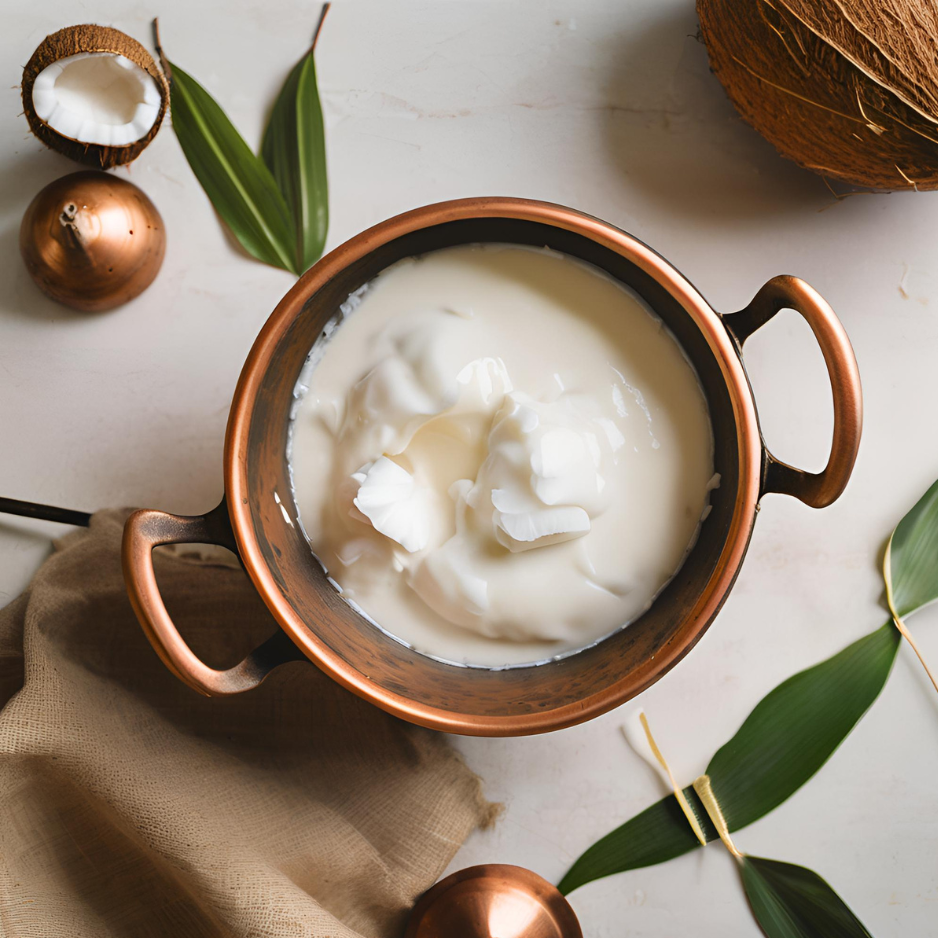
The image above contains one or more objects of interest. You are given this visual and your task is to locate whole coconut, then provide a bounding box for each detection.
[697,0,938,190]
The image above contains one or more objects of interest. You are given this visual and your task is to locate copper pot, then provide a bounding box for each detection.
[122,198,861,736]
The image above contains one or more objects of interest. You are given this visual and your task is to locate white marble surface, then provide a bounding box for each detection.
[3,2,938,935]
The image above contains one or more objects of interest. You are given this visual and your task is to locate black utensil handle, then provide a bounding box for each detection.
[0,497,92,527]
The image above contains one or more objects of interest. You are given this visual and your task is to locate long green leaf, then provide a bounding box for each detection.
[559,624,900,893]
[167,61,298,273]
[740,856,873,938]
[885,477,938,618]
[560,476,938,928]
[261,48,328,274]
[557,786,717,894]
[706,623,900,833]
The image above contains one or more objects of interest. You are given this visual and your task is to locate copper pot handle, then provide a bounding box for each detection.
[122,500,305,696]
[723,275,862,508]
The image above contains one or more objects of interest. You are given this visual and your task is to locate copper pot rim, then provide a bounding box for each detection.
[221,198,762,735]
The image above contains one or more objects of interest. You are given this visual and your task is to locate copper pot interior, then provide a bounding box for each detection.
[245,219,741,719]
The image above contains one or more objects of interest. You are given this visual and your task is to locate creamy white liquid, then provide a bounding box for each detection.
[289,245,715,667]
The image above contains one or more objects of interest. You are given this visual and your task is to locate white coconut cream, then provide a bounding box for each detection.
[289,245,715,666]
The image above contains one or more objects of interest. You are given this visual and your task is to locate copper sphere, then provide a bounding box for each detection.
[20,171,165,312]
[404,865,582,938]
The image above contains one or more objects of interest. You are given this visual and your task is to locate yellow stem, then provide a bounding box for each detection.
[884,536,938,696]
[693,775,743,860]
[892,614,938,694]
[639,713,708,847]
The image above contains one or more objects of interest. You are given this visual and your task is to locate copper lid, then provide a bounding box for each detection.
[404,864,582,938]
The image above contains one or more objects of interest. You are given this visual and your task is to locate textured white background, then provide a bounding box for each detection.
[3,3,938,935]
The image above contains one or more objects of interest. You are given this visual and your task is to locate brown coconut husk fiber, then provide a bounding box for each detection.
[697,0,938,190]
[21,25,169,170]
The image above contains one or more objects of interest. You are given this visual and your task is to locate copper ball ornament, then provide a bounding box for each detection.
[404,865,582,938]
[20,171,165,312]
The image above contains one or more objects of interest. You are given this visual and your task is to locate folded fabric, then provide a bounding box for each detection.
[0,510,495,937]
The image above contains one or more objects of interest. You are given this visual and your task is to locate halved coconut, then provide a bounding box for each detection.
[22,25,168,169]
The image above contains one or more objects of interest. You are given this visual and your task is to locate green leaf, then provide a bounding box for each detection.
[559,624,899,893]
[706,623,900,834]
[557,786,717,895]
[559,478,938,909]
[261,48,328,273]
[885,477,938,619]
[740,856,873,938]
[167,61,298,274]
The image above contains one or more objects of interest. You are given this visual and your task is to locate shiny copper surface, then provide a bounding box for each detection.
[122,502,306,695]
[404,865,581,938]
[723,275,862,507]
[20,171,165,312]
[123,197,862,735]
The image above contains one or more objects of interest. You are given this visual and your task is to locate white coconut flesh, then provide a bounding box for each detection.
[31,52,162,148]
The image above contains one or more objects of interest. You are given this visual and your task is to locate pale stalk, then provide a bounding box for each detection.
[637,712,708,847]
[883,535,938,696]
[693,775,743,861]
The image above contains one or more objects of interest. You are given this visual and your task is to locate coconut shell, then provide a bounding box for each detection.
[21,25,169,170]
[697,0,938,190]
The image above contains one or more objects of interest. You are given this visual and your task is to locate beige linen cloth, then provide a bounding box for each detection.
[0,510,496,938]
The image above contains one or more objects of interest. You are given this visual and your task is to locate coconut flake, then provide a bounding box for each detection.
[351,457,433,553]
[493,505,591,553]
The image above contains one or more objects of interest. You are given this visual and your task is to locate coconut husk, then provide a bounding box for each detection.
[21,25,169,170]
[697,0,938,190]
